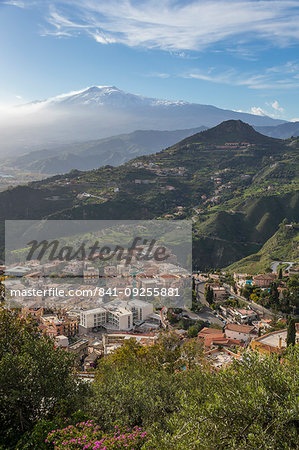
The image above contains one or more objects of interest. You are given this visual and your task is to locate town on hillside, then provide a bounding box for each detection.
[1,256,298,376]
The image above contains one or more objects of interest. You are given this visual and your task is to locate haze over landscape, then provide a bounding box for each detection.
[0,85,289,154]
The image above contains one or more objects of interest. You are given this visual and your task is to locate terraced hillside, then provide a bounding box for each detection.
[0,120,298,268]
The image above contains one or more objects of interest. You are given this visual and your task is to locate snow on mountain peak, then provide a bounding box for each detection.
[26,85,190,109]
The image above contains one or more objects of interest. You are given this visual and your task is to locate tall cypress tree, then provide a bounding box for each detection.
[287,319,296,347]
[278,268,283,279]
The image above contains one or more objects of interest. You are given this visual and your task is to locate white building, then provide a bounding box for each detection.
[128,299,154,321]
[79,299,153,332]
[55,335,69,348]
[106,306,133,330]
[80,307,107,330]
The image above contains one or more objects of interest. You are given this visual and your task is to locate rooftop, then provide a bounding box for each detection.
[198,327,223,336]
[225,323,255,334]
[253,329,299,349]
[253,273,276,280]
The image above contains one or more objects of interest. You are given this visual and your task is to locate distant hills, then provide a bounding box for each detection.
[5,127,207,174]
[256,121,299,139]
[0,120,298,269]
[5,120,296,176]
[0,86,286,156]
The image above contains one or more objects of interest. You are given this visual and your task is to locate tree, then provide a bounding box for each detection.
[0,309,87,447]
[148,347,299,449]
[278,267,283,279]
[192,277,195,291]
[269,282,279,306]
[205,285,214,304]
[89,338,184,431]
[287,318,296,346]
[187,325,199,338]
[241,286,252,300]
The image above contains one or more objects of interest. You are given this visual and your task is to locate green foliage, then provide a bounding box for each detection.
[227,222,299,274]
[86,337,205,432]
[187,320,206,337]
[205,285,214,304]
[1,310,299,449]
[0,309,88,448]
[279,267,283,279]
[146,346,299,449]
[187,325,199,337]
[287,318,296,346]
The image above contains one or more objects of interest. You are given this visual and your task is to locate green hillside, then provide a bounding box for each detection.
[226,222,299,274]
[0,120,298,268]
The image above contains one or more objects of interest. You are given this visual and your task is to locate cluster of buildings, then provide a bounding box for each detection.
[21,306,79,346]
[4,242,190,311]
[3,241,191,376]
[197,321,299,369]
[18,300,161,373]
[233,272,277,290]
[198,323,256,350]
[66,331,159,373]
[215,142,252,150]
[130,161,187,177]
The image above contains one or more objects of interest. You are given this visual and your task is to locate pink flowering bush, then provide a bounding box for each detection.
[45,420,148,449]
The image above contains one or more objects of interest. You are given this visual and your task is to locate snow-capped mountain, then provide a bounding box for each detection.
[0,85,287,156]
[31,86,188,109]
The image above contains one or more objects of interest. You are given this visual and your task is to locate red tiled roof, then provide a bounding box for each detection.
[253,273,276,281]
[225,323,255,334]
[204,336,242,348]
[198,327,223,336]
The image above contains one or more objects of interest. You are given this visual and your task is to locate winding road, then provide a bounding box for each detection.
[271,261,294,273]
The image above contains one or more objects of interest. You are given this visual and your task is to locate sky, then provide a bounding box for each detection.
[0,0,298,121]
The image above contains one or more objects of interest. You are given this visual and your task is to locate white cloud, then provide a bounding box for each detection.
[148,72,170,78]
[234,104,286,118]
[2,1,25,7]
[270,100,284,112]
[290,118,299,122]
[250,106,267,116]
[34,1,299,52]
[183,63,299,90]
[91,31,116,45]
[3,0,38,7]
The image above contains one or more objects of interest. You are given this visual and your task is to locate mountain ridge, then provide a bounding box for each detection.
[0,120,298,268]
[256,121,299,139]
[179,119,280,146]
[1,85,288,156]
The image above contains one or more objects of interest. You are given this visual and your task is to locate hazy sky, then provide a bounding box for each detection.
[0,0,299,121]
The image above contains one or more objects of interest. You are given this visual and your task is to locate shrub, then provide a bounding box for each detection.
[45,420,148,449]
